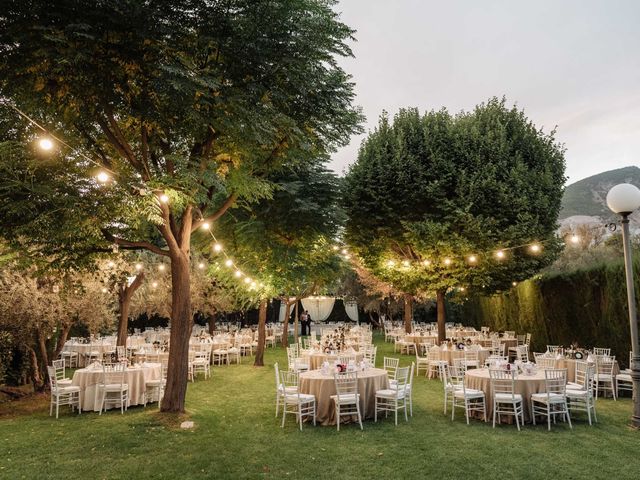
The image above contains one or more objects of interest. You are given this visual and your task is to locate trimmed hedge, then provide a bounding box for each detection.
[461,258,640,368]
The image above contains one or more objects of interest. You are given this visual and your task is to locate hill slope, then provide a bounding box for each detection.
[560,166,640,220]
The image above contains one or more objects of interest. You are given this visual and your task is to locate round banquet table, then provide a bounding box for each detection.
[299,368,389,426]
[465,368,550,423]
[63,343,115,366]
[71,363,162,412]
[427,348,491,378]
[302,352,364,371]
[406,334,438,345]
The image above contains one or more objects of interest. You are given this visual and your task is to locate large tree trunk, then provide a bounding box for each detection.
[116,273,145,347]
[161,250,192,413]
[35,331,49,392]
[208,311,216,336]
[27,346,43,391]
[403,293,413,333]
[53,323,72,360]
[282,299,291,348]
[436,289,447,344]
[254,299,268,366]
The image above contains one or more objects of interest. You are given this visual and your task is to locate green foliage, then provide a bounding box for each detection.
[461,258,640,367]
[0,0,362,271]
[207,161,347,300]
[343,98,566,297]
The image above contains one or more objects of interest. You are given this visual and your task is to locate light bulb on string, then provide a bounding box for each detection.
[529,243,541,253]
[244,277,251,284]
[96,171,110,183]
[495,250,505,260]
[135,263,143,271]
[332,245,339,251]
[213,243,223,253]
[107,261,115,268]
[158,264,166,271]
[225,259,233,268]
[402,260,410,267]
[152,281,158,289]
[422,259,431,266]
[467,255,477,264]
[101,287,108,293]
[341,248,348,255]
[512,281,517,287]
[198,262,205,269]
[443,258,452,266]
[38,137,54,151]
[234,270,243,278]
[159,194,169,203]
[570,234,580,244]
[387,260,396,267]
[344,254,351,260]
[201,222,210,230]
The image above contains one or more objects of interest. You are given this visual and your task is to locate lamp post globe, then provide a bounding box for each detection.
[607,183,640,429]
[606,183,640,214]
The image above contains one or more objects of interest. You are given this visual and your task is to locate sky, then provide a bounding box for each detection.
[329,0,640,184]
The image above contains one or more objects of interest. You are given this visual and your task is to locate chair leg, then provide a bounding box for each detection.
[515,402,520,431]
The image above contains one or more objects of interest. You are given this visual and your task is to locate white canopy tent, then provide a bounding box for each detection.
[278,297,359,323]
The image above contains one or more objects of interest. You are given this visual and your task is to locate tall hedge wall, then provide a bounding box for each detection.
[461,259,640,368]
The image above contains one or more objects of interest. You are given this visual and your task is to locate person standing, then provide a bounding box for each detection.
[299,310,308,336]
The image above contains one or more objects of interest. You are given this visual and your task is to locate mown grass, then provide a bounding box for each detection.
[1,334,638,480]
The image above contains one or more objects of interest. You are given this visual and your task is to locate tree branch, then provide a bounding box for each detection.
[191,192,238,232]
[101,229,170,257]
[179,205,193,249]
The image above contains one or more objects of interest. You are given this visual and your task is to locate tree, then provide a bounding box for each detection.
[211,162,346,365]
[343,98,566,342]
[0,263,114,389]
[0,0,361,411]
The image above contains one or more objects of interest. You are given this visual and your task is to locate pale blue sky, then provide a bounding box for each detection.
[330,0,640,183]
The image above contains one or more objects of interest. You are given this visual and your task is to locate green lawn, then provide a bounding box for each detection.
[1,334,638,480]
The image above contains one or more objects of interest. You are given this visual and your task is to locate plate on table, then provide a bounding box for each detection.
[574,351,583,359]
[456,342,465,350]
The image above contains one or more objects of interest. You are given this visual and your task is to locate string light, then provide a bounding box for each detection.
[38,137,54,151]
[234,270,243,278]
[152,281,158,288]
[225,259,233,267]
[244,277,251,284]
[402,260,410,267]
[96,171,110,183]
[107,261,115,268]
[344,254,351,260]
[467,255,477,264]
[332,245,339,251]
[422,259,431,266]
[135,263,143,271]
[341,248,348,255]
[495,250,505,260]
[198,262,205,269]
[443,258,452,266]
[158,264,166,271]
[529,243,541,253]
[201,222,210,230]
[101,287,108,293]
[570,234,580,244]
[387,260,396,267]
[512,281,517,287]
[213,243,223,252]
[159,194,169,203]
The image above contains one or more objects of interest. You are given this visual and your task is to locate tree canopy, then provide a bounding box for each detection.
[343,98,566,337]
[0,0,362,411]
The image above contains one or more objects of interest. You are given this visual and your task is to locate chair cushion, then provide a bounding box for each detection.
[57,379,73,386]
[146,380,163,387]
[531,392,565,403]
[454,389,484,399]
[494,393,523,402]
[330,393,359,403]
[616,373,632,382]
[56,386,81,394]
[566,388,590,398]
[101,383,129,392]
[595,374,613,380]
[566,382,582,390]
[284,393,315,403]
[376,388,406,399]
